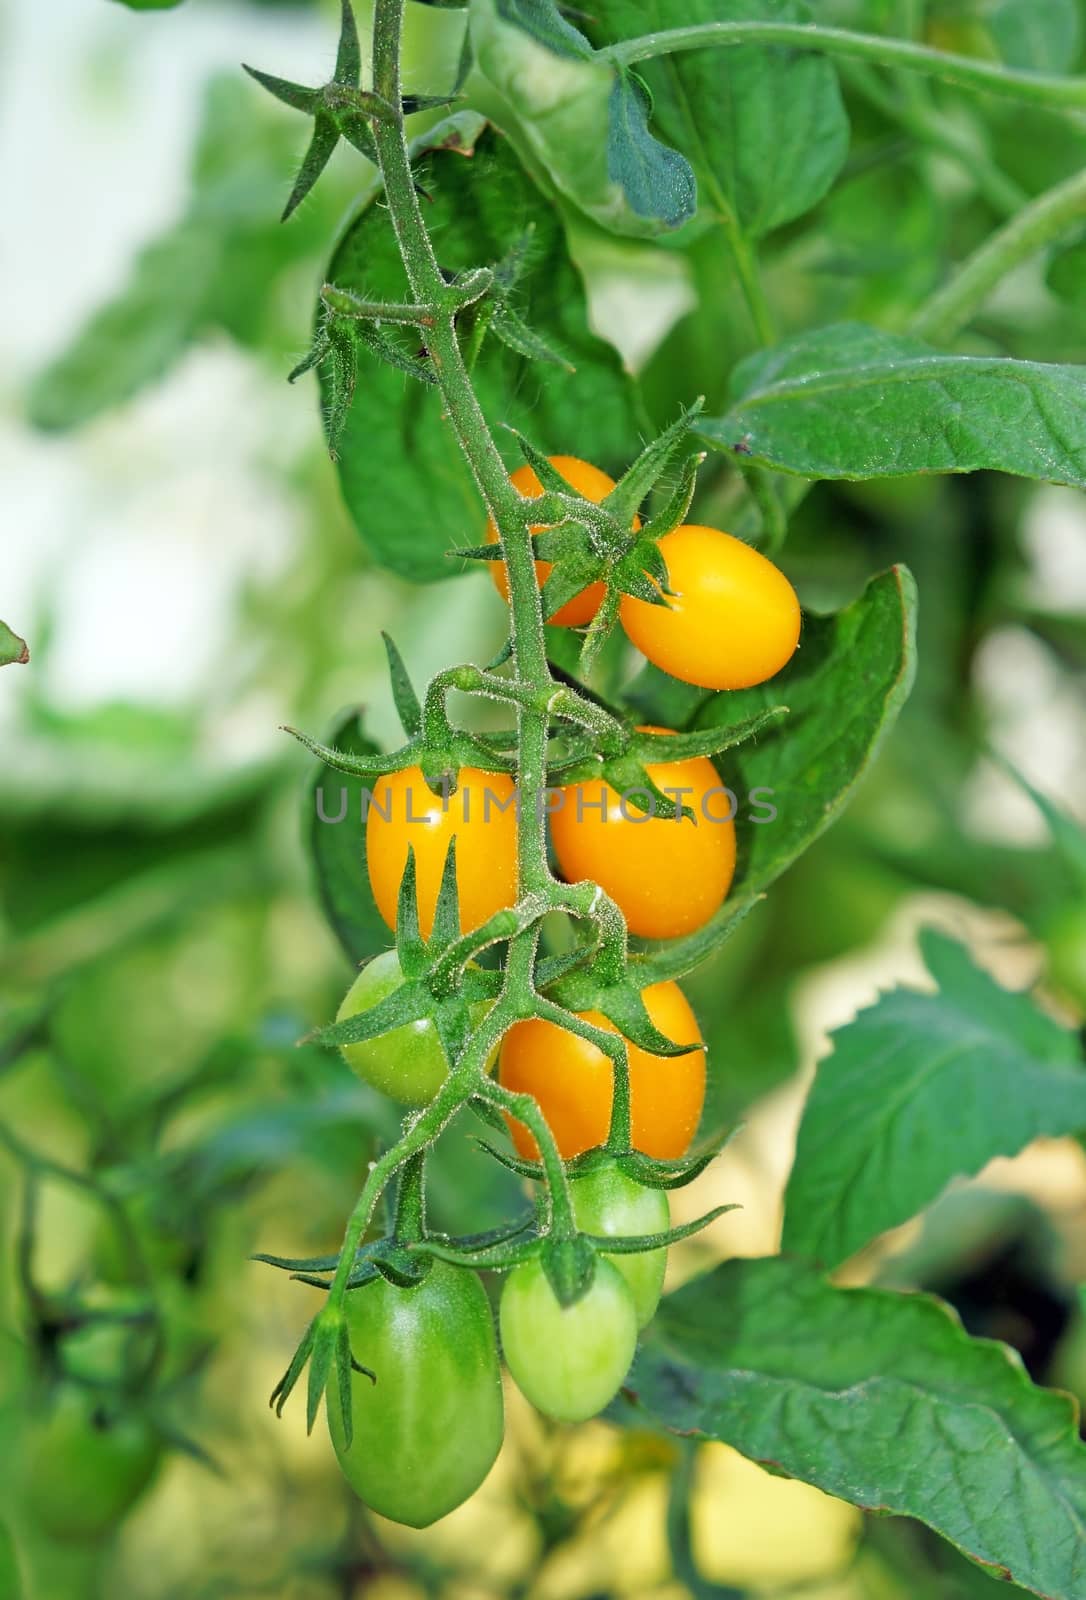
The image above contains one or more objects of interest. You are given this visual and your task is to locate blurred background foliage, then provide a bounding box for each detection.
[1,0,1085,1596]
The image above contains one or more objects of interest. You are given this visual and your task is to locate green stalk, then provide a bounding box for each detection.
[909,165,1086,343]
[603,22,1086,108]
[316,0,593,1311]
[371,0,553,898]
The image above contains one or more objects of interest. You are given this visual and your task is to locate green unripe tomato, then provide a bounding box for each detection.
[328,1260,504,1527]
[1045,904,1086,1009]
[24,1387,160,1543]
[336,950,492,1106]
[570,1165,670,1329]
[500,1256,638,1423]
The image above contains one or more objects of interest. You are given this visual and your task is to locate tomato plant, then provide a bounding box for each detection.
[327,1260,504,1527]
[17,0,1086,1590]
[500,1256,638,1423]
[550,725,736,938]
[498,980,704,1161]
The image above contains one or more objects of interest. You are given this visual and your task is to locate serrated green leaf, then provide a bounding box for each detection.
[701,323,1086,485]
[323,124,638,580]
[783,931,1086,1270]
[587,0,849,238]
[626,1255,1086,1600]
[308,710,389,967]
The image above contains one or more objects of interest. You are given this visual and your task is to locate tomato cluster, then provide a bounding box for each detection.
[487,454,801,689]
[324,452,800,1523]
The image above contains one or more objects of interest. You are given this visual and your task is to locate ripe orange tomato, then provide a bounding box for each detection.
[498,979,704,1161]
[549,725,735,939]
[367,765,518,938]
[619,523,801,690]
[485,455,613,626]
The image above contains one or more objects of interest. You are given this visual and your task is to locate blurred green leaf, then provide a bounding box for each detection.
[707,566,916,904]
[323,121,639,580]
[1047,237,1086,309]
[0,1523,20,1598]
[701,323,1086,486]
[0,623,28,668]
[980,0,1081,73]
[588,0,850,239]
[783,930,1086,1270]
[633,567,917,981]
[308,710,390,968]
[26,77,341,432]
[628,1255,1086,1600]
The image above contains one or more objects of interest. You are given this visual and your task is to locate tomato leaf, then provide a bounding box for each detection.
[982,0,1081,73]
[782,930,1086,1270]
[324,122,640,580]
[587,0,849,238]
[607,71,697,230]
[633,567,917,981]
[700,323,1086,485]
[625,1255,1086,1600]
[493,0,594,57]
[308,709,390,968]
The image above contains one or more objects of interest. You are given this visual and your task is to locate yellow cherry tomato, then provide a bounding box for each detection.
[619,523,801,690]
[366,765,518,938]
[550,724,736,939]
[498,979,705,1161]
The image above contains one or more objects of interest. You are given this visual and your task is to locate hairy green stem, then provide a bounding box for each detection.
[909,165,1086,343]
[603,22,1086,107]
[371,0,554,901]
[480,1078,576,1237]
[324,1005,511,1305]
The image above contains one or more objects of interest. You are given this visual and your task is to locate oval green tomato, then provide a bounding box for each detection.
[500,1257,637,1423]
[570,1165,670,1329]
[336,950,491,1106]
[24,1387,160,1543]
[328,1260,504,1527]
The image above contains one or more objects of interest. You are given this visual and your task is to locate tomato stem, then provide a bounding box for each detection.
[603,21,1086,108]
